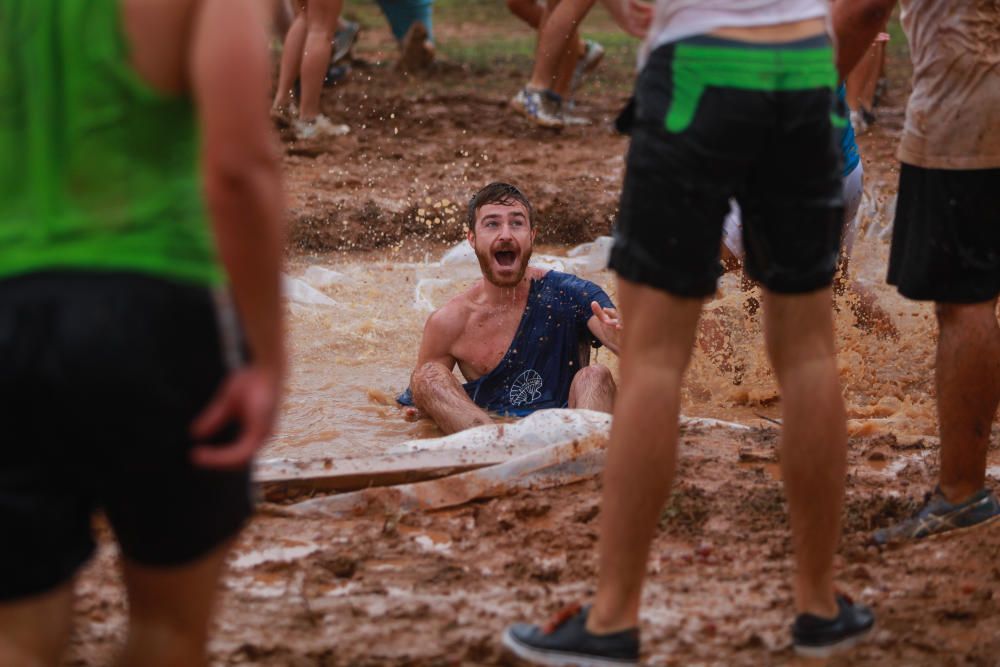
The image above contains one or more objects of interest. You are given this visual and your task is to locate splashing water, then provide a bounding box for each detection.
[271,228,940,462]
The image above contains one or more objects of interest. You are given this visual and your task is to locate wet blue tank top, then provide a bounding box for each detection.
[399,271,614,416]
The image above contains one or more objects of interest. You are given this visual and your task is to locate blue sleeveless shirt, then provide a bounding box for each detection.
[399,271,615,416]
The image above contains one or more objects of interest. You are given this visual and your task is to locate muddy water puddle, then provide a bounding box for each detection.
[271,224,941,464]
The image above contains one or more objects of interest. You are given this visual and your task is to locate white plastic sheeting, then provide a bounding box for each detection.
[282,409,751,518]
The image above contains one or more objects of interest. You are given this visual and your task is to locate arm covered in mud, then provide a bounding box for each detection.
[189,0,286,469]
[402,305,465,420]
[413,306,464,374]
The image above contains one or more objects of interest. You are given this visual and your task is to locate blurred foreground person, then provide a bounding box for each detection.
[0,1,285,665]
[503,0,887,663]
[873,0,1000,545]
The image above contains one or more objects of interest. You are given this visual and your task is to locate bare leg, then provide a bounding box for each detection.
[411,362,491,435]
[763,288,845,618]
[0,583,74,667]
[528,0,595,93]
[568,364,616,413]
[298,0,342,121]
[272,2,307,112]
[116,541,235,667]
[587,279,703,633]
[936,300,1000,504]
[552,26,581,97]
[508,0,544,28]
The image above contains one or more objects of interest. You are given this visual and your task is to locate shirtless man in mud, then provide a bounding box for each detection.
[0,1,283,666]
[400,182,621,434]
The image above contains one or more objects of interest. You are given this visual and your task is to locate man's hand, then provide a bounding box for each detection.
[589,300,623,355]
[190,366,282,469]
[403,406,427,422]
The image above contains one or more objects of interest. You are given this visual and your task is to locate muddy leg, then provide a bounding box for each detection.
[936,300,1000,504]
[587,278,702,633]
[763,288,845,618]
[568,363,616,413]
[411,362,491,435]
[0,583,74,667]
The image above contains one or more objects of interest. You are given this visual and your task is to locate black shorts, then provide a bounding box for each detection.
[887,164,1000,303]
[609,35,845,297]
[0,271,253,601]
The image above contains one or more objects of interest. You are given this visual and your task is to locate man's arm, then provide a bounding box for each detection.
[412,307,462,378]
[833,0,896,80]
[188,0,286,469]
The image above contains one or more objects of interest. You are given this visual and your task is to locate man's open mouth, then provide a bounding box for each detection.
[494,250,517,267]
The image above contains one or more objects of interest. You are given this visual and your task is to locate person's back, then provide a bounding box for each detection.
[0,2,284,666]
[0,0,218,284]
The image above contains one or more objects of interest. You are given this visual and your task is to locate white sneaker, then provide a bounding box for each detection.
[294,114,350,139]
[510,87,564,129]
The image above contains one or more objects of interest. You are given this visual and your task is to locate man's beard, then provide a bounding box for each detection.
[475,241,532,288]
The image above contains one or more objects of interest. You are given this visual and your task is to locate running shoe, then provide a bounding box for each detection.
[571,40,605,92]
[332,20,360,64]
[502,603,639,667]
[872,486,1000,546]
[792,594,875,658]
[294,114,350,139]
[510,87,565,129]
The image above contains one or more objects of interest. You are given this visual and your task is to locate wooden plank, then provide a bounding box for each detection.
[254,449,511,499]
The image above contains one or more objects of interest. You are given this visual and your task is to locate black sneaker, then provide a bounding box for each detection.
[502,603,639,667]
[792,594,874,658]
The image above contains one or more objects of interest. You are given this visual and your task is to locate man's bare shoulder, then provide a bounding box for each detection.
[424,282,482,338]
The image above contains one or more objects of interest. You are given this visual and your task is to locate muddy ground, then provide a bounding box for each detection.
[63,5,1000,666]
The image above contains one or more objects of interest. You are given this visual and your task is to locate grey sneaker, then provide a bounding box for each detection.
[502,604,639,667]
[511,87,564,129]
[332,20,360,64]
[872,487,1000,545]
[571,40,605,92]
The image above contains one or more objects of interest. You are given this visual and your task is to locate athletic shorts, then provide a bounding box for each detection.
[723,161,864,260]
[610,35,845,297]
[0,271,253,601]
[887,164,1000,303]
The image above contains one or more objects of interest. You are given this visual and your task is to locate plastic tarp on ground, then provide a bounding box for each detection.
[283,409,750,518]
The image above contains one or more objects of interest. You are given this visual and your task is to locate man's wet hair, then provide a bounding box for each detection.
[467,182,534,231]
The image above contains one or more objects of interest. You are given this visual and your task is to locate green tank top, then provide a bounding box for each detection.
[0,0,223,285]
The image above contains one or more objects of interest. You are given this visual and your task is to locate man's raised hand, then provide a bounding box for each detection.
[590,300,622,355]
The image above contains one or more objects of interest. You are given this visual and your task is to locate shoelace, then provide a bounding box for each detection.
[542,602,583,635]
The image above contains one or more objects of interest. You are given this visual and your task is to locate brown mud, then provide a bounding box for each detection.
[62,8,1000,667]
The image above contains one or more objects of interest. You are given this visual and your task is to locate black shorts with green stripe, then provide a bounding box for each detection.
[610,34,845,297]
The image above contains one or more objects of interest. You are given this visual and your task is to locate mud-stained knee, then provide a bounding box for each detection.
[575,363,614,386]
